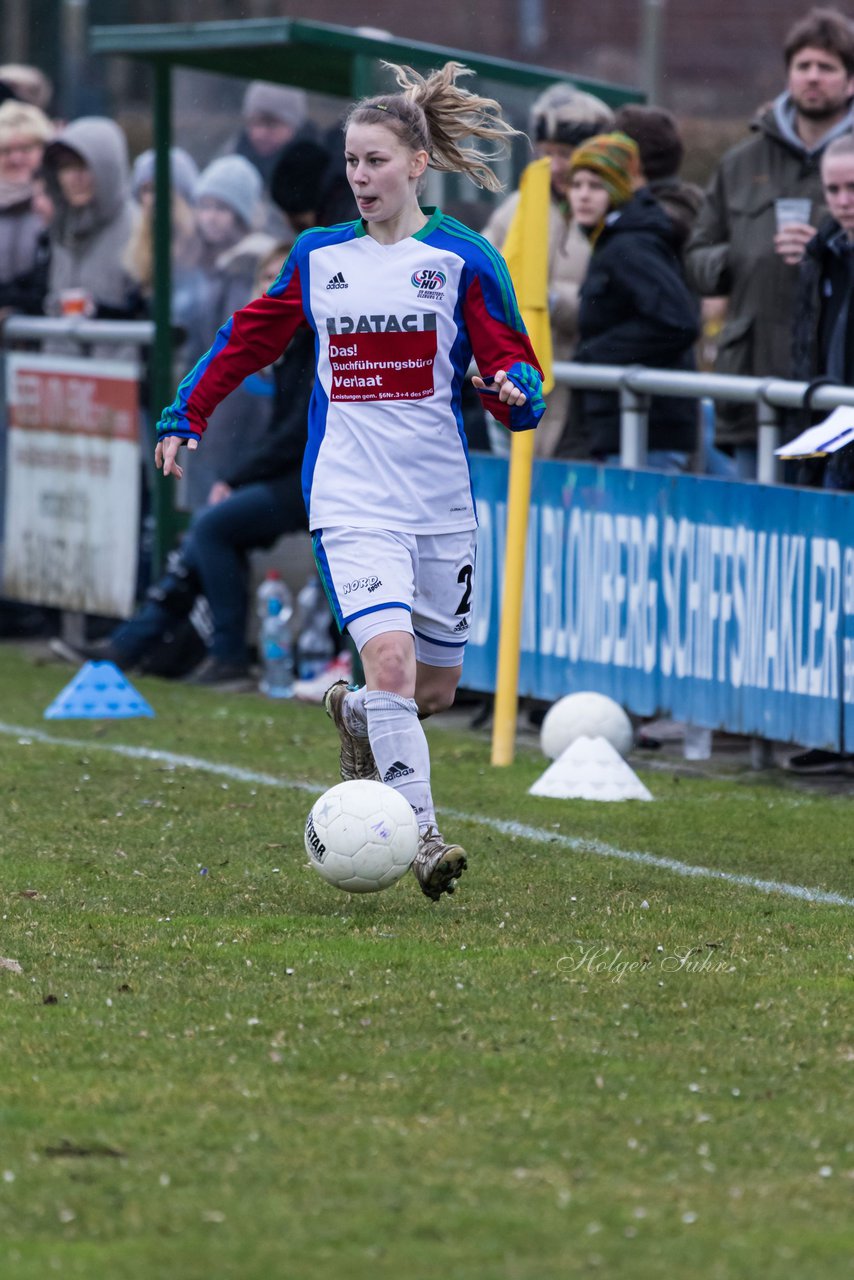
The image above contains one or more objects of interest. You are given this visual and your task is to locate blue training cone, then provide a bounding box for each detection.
[44,661,155,720]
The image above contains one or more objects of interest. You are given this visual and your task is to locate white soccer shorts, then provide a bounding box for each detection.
[312,526,477,668]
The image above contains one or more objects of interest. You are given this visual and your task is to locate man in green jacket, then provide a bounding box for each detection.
[686,6,854,475]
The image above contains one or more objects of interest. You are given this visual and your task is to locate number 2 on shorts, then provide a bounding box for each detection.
[455,563,473,616]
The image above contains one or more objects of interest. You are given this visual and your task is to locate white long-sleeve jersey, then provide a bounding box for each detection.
[158,208,545,533]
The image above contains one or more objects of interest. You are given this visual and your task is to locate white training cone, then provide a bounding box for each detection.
[529,735,653,802]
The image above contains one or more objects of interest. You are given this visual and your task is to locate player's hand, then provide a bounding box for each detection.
[155,434,197,480]
[472,369,527,405]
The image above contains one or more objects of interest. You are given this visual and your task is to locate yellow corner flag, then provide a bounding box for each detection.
[500,156,554,395]
[491,156,553,766]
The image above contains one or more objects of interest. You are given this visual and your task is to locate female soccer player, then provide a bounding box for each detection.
[156,62,545,901]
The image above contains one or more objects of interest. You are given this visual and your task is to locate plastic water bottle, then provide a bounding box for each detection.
[295,576,335,680]
[257,572,294,698]
[683,724,712,760]
[257,569,290,622]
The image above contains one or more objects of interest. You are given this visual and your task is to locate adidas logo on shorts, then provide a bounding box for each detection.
[326,271,348,290]
[383,760,415,783]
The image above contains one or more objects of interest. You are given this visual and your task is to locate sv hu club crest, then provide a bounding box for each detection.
[411,268,446,294]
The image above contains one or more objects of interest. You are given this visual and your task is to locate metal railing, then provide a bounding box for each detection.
[3,315,155,347]
[552,360,854,482]
[545,360,854,766]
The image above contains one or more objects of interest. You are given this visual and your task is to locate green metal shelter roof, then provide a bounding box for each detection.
[90,17,642,106]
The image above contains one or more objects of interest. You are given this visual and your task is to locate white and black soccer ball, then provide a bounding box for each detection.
[304,780,419,894]
[540,691,633,760]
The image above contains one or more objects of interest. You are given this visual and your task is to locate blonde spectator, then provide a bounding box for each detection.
[123,146,200,299]
[0,100,53,315]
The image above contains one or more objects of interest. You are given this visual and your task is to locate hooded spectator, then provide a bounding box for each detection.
[41,115,140,320]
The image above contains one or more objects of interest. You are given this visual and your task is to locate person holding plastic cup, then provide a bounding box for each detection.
[775,196,816,265]
[687,7,854,478]
[41,116,141,328]
[792,133,854,485]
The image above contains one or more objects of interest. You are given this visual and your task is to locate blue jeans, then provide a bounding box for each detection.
[112,472,306,666]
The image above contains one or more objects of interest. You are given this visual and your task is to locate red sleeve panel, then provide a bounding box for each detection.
[157,264,308,440]
[461,273,546,432]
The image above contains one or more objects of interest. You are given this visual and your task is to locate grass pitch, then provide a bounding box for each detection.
[0,644,852,1279]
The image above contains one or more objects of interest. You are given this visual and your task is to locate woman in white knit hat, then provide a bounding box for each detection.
[124,146,201,305]
[176,153,278,510]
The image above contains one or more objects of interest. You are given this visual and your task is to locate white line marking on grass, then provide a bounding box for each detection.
[3,720,853,910]
[0,720,318,794]
[444,810,854,909]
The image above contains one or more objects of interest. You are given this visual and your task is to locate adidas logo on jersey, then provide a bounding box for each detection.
[326,272,348,290]
[383,760,415,783]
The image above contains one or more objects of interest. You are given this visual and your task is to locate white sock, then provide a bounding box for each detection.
[364,689,435,828]
[342,685,368,738]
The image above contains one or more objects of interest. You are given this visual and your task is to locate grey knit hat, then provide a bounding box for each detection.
[242,80,307,128]
[131,146,199,201]
[193,154,262,228]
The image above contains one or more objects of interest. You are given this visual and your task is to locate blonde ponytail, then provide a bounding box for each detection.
[345,60,520,193]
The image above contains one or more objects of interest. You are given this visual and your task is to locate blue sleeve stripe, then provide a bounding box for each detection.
[434,214,523,332]
[507,360,546,428]
[445,217,517,327]
[509,363,542,395]
[157,316,235,435]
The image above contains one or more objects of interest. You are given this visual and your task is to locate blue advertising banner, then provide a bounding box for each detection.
[463,454,854,751]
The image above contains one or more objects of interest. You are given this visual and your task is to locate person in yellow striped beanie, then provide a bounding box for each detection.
[567,131,641,242]
[554,130,700,465]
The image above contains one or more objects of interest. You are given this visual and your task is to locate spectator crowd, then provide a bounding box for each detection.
[2,6,854,752]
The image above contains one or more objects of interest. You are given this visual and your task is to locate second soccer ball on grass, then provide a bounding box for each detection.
[540,691,634,760]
